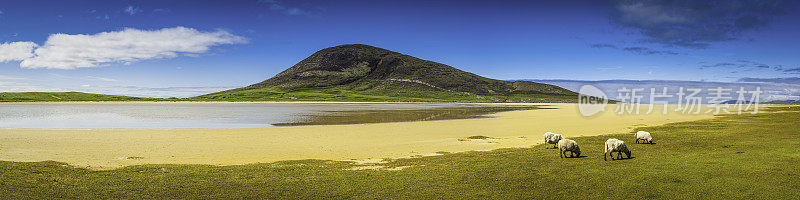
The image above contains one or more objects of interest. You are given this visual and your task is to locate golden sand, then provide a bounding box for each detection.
[0,103,715,169]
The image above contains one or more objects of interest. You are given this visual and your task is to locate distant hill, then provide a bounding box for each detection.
[0,92,159,102]
[721,100,753,104]
[194,44,578,102]
[765,100,800,104]
[528,79,800,104]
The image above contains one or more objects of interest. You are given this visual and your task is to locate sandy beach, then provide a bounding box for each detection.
[0,103,716,169]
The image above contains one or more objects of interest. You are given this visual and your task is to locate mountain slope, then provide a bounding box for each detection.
[195,44,578,102]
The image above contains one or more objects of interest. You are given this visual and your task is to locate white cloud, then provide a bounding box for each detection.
[100,86,236,98]
[597,66,623,71]
[0,79,235,98]
[259,0,315,17]
[0,42,37,62]
[17,27,247,69]
[71,85,237,98]
[86,76,119,82]
[0,75,27,80]
[0,81,66,92]
[124,6,142,15]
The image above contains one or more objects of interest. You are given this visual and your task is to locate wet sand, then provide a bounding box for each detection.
[0,103,715,169]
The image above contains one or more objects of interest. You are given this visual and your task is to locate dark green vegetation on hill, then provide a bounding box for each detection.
[193,44,578,102]
[2,106,798,199]
[0,92,159,102]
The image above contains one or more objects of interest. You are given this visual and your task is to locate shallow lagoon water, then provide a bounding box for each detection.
[0,103,533,129]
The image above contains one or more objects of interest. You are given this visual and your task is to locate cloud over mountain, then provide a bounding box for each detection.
[3,27,246,69]
[739,77,800,85]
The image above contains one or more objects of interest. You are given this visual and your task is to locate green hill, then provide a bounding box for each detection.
[0,92,158,102]
[194,44,578,102]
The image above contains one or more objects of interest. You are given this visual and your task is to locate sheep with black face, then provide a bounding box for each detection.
[604,138,631,161]
[558,139,581,158]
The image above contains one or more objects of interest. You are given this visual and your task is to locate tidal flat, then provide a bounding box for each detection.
[0,103,713,169]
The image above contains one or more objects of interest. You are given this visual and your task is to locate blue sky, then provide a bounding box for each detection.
[0,0,799,97]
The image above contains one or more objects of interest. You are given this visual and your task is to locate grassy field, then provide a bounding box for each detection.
[1,106,798,199]
[0,89,577,103]
[0,92,161,102]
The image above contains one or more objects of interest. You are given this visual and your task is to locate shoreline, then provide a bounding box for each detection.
[0,101,572,104]
[1,101,780,105]
[0,104,716,170]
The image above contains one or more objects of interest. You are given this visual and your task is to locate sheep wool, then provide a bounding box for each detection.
[635,131,653,144]
[604,138,631,161]
[543,132,563,149]
[557,139,581,158]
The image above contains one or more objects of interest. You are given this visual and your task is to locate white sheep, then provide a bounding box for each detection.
[557,139,581,158]
[604,138,631,161]
[543,132,555,147]
[543,132,563,149]
[635,131,653,144]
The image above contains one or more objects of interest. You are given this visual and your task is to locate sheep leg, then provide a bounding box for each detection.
[559,149,563,158]
[636,139,639,144]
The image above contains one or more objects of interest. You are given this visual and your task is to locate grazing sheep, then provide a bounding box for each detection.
[558,139,581,158]
[543,132,555,148]
[543,132,563,149]
[635,131,653,144]
[604,138,631,161]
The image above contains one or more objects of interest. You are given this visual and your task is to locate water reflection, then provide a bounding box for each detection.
[272,105,540,126]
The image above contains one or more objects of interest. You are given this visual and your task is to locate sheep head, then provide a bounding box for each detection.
[624,150,631,159]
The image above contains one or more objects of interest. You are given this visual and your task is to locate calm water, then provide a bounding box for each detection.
[0,103,530,129]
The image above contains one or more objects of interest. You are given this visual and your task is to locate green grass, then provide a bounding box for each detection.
[0,92,161,102]
[2,106,798,199]
[0,89,577,103]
